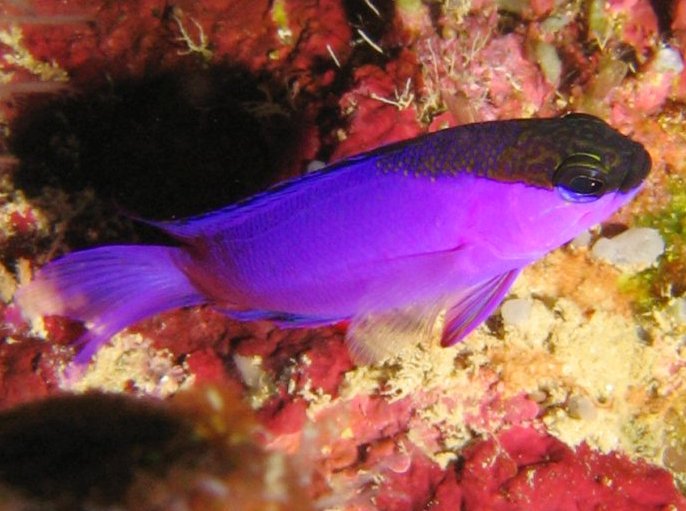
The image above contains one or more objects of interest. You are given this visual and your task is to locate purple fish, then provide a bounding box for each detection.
[16,113,650,363]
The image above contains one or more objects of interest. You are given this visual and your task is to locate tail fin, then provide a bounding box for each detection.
[15,245,206,363]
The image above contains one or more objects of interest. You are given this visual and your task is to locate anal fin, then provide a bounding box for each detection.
[346,302,444,364]
[217,307,338,328]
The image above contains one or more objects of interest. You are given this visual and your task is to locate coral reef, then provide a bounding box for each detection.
[2,0,686,509]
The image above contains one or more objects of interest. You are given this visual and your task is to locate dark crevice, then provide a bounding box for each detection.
[8,66,311,248]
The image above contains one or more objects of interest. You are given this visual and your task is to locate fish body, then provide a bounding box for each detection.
[17,114,651,362]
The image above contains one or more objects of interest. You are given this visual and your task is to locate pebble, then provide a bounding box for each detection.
[233,354,264,389]
[590,227,664,272]
[654,44,684,74]
[535,41,561,85]
[501,298,532,327]
[306,160,326,173]
[567,394,597,421]
[668,297,686,326]
[569,229,592,249]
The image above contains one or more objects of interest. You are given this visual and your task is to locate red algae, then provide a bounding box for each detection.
[428,470,463,511]
[258,397,309,438]
[278,0,352,92]
[0,336,66,410]
[606,0,659,58]
[457,427,686,510]
[7,208,35,234]
[373,448,446,511]
[331,55,423,160]
[17,1,160,87]
[300,334,354,395]
[185,348,231,385]
[41,314,84,346]
[132,307,233,356]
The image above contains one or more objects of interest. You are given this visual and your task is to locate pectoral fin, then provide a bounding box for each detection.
[441,269,520,346]
[345,302,444,364]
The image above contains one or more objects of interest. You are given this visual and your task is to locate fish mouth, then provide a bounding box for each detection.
[619,146,651,192]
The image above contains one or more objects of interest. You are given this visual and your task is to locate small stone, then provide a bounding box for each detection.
[653,44,684,74]
[534,41,562,85]
[233,354,265,389]
[591,227,664,272]
[529,389,548,403]
[540,13,571,33]
[567,395,597,421]
[668,297,686,326]
[501,298,556,349]
[306,160,326,173]
[501,298,532,327]
[569,230,592,249]
[0,263,17,303]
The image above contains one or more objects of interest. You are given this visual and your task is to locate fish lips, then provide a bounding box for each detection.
[619,145,651,193]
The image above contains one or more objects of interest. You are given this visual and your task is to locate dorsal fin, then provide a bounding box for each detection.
[145,152,380,241]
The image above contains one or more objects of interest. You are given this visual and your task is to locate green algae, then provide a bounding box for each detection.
[587,0,610,45]
[619,177,686,312]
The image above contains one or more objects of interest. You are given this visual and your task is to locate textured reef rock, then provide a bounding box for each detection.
[2,0,686,509]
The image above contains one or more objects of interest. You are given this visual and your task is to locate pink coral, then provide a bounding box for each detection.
[607,0,659,58]
[415,9,554,127]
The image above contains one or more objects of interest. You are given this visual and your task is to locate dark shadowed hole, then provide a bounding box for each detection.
[341,0,396,68]
[0,393,202,507]
[649,0,675,36]
[9,67,307,227]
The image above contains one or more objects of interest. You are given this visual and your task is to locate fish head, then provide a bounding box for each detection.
[487,113,651,257]
[546,113,650,200]
[497,113,651,197]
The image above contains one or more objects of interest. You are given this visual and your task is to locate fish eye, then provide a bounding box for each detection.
[553,154,608,203]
